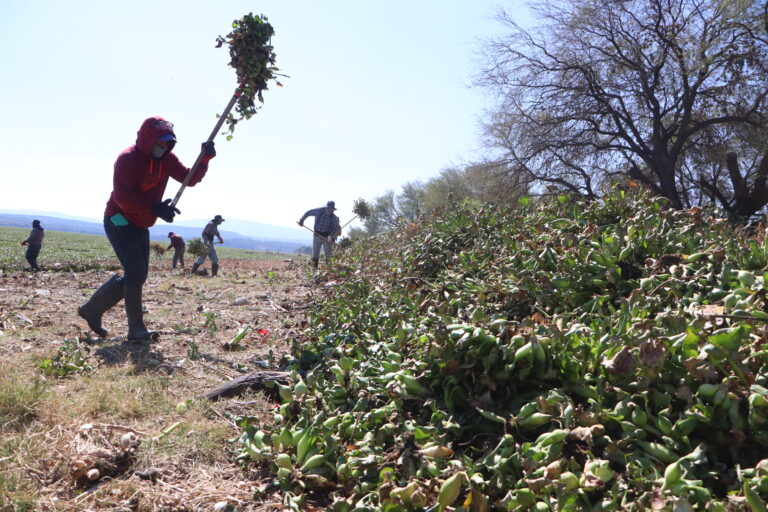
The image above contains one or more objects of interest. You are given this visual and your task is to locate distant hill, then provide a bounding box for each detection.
[0,209,106,223]
[172,218,307,243]
[0,213,308,254]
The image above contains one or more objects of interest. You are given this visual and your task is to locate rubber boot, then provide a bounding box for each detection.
[124,283,157,341]
[311,258,319,269]
[191,262,201,275]
[77,275,124,337]
[211,264,219,277]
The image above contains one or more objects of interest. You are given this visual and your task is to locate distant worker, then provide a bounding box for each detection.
[77,116,216,341]
[298,200,341,269]
[21,219,44,271]
[191,215,225,276]
[166,231,186,270]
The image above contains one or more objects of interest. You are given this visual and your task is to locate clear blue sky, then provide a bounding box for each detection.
[1,1,530,232]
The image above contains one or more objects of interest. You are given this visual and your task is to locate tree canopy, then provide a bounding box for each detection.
[476,0,768,216]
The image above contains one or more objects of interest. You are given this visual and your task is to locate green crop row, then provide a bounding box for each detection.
[0,226,286,272]
[0,226,119,272]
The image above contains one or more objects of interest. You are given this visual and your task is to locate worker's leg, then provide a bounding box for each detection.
[311,234,323,269]
[103,217,155,341]
[322,239,333,264]
[78,274,124,337]
[25,244,41,270]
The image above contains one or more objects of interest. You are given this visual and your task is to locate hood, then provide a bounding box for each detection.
[136,116,176,156]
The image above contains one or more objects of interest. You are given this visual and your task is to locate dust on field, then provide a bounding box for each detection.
[0,257,319,512]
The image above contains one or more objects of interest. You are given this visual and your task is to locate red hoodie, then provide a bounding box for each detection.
[105,116,211,228]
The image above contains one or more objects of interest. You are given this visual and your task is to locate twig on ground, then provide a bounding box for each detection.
[209,406,244,429]
[197,362,235,379]
[73,479,110,503]
[79,423,149,437]
[15,312,33,324]
[268,299,287,312]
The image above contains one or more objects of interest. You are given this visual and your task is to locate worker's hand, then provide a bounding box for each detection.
[151,199,181,223]
[201,141,216,159]
[218,238,224,244]
[21,241,27,246]
[297,220,304,227]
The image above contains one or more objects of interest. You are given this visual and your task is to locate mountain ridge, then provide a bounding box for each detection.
[0,209,307,243]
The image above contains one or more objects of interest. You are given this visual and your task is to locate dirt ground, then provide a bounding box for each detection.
[0,257,324,511]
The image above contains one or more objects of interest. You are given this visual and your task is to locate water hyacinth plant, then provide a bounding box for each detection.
[216,12,283,138]
[235,187,768,511]
[186,237,208,259]
[352,199,372,221]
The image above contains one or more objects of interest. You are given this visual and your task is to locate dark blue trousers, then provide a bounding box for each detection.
[104,215,149,286]
[25,244,41,269]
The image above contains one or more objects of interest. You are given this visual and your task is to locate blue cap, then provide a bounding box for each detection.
[326,201,336,209]
[158,133,176,142]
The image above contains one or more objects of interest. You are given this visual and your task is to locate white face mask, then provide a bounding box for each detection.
[151,144,168,159]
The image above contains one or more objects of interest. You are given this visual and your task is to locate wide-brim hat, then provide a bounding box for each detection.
[214,215,225,222]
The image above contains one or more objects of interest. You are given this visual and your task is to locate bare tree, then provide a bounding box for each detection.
[421,164,528,209]
[360,164,530,236]
[364,191,402,235]
[477,0,768,209]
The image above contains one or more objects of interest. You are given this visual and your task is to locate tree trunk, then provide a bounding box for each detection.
[655,157,683,209]
[202,371,292,401]
[732,150,768,220]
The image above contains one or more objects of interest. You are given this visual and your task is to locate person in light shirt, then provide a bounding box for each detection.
[191,215,225,277]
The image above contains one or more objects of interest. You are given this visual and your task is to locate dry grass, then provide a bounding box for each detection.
[0,257,315,511]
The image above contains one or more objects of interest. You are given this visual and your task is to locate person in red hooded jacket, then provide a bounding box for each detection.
[78,116,215,341]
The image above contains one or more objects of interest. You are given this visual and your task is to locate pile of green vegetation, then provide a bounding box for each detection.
[186,237,208,259]
[235,188,768,511]
[216,12,282,138]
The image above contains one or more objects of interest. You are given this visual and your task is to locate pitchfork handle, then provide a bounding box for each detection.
[170,84,245,208]
[340,214,360,231]
[298,224,337,246]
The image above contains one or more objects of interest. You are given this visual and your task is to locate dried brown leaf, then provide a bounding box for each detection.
[603,346,635,375]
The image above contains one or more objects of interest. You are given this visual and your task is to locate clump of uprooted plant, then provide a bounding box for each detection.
[233,186,768,511]
[186,238,208,259]
[215,12,283,138]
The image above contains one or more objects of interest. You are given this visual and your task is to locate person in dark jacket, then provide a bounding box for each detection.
[166,231,186,270]
[21,219,44,271]
[78,116,215,340]
[191,215,224,276]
